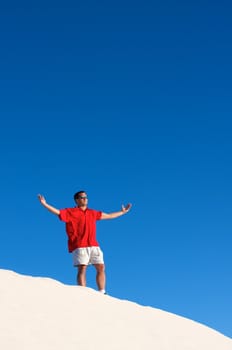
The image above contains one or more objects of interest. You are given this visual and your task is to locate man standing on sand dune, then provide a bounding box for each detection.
[38,190,132,294]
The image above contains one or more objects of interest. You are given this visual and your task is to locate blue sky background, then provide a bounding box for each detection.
[0,0,231,338]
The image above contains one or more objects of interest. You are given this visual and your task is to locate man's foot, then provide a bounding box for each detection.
[99,289,106,294]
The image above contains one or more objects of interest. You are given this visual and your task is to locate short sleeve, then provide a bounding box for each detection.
[58,208,70,222]
[95,210,102,220]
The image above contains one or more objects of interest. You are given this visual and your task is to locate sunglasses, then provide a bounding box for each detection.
[78,196,88,200]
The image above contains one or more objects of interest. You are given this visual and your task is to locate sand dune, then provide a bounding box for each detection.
[0,269,231,350]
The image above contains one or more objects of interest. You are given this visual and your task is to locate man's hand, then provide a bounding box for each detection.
[100,203,132,220]
[37,194,60,215]
[121,203,132,213]
[38,194,46,205]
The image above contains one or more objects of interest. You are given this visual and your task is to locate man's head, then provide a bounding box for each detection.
[73,191,88,207]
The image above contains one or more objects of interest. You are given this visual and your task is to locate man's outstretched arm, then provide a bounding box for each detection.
[100,203,132,220]
[38,194,60,216]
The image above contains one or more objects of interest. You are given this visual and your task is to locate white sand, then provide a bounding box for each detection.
[0,269,231,350]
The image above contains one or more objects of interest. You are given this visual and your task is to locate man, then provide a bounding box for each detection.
[38,191,132,294]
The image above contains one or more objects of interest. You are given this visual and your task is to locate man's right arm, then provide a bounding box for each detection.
[38,194,60,216]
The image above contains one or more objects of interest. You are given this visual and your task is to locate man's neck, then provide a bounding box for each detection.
[78,205,87,211]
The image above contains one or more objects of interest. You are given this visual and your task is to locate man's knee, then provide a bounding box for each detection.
[94,264,105,272]
[78,265,87,274]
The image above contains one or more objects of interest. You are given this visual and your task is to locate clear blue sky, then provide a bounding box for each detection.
[0,0,231,338]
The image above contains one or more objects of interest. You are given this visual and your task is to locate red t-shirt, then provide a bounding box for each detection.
[59,207,102,252]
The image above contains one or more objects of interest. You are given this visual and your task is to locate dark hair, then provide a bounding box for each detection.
[73,190,86,201]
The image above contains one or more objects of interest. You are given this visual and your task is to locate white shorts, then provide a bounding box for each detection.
[72,247,104,266]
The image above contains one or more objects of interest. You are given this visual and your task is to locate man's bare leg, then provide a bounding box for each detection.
[77,265,87,286]
[94,264,106,292]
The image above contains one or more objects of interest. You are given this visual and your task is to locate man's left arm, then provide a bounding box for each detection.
[100,203,132,220]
